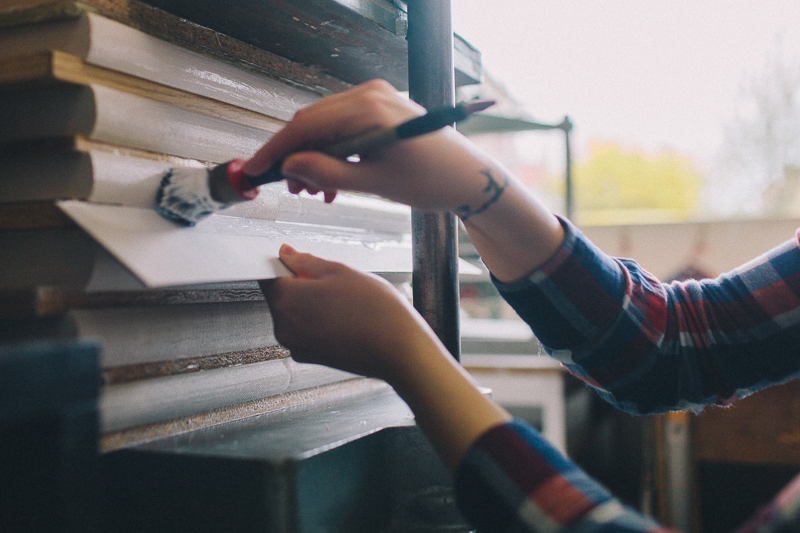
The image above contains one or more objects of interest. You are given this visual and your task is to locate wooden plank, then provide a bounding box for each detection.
[0,0,353,94]
[1,135,202,166]
[0,51,287,132]
[99,381,422,533]
[0,222,153,292]
[0,136,207,206]
[0,200,75,229]
[102,346,288,385]
[0,13,325,120]
[693,378,800,466]
[139,0,412,87]
[1,83,279,163]
[0,285,266,317]
[100,377,389,450]
[100,357,359,432]
[1,0,482,90]
[0,286,78,316]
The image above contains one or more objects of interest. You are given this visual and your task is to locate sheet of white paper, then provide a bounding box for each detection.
[57,200,414,287]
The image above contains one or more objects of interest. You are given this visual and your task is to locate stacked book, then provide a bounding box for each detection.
[0,0,414,451]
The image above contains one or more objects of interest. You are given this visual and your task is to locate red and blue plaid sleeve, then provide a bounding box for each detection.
[493,217,800,414]
[456,420,800,532]
[456,420,677,532]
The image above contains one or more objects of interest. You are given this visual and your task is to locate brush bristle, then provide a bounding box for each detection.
[155,167,225,226]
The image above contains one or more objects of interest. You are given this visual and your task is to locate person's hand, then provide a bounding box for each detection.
[249,80,565,288]
[242,79,506,213]
[260,244,512,473]
[259,244,443,382]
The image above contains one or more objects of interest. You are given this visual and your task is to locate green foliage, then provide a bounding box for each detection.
[572,142,705,224]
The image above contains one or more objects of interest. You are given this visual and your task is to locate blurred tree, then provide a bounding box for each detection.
[569,141,705,225]
[713,37,800,217]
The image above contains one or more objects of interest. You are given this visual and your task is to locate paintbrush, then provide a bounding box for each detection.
[154,99,495,225]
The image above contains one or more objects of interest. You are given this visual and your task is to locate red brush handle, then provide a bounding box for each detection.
[226,159,259,200]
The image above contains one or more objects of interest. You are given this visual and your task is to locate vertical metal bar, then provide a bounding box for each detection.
[406,0,460,361]
[562,116,574,220]
[662,411,693,531]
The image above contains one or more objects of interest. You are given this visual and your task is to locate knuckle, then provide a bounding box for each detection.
[291,106,312,122]
[361,78,396,94]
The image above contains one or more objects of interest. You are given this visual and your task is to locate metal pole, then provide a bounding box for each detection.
[406,0,460,361]
[562,116,574,220]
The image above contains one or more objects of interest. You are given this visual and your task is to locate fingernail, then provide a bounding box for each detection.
[280,244,297,255]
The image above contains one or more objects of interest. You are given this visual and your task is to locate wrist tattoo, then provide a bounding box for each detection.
[455,169,507,221]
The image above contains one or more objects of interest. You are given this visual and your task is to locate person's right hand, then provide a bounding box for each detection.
[247,80,565,285]
[242,79,509,214]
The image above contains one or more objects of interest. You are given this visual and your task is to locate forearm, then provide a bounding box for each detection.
[386,329,511,473]
[458,165,565,283]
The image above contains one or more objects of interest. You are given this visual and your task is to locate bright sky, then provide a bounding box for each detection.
[451,0,800,172]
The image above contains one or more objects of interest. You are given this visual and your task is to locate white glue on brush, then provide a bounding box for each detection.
[154,100,494,226]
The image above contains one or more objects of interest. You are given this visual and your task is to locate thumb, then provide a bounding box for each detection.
[278,244,339,280]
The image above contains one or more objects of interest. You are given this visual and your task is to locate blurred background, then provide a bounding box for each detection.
[451,0,800,223]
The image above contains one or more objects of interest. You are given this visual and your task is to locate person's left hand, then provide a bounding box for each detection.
[262,245,513,474]
[259,244,441,383]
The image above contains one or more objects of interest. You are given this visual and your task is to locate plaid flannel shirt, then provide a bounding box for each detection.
[455,218,800,532]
